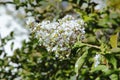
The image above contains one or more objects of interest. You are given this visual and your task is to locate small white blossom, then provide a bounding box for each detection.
[29,15,86,53]
[94,54,100,67]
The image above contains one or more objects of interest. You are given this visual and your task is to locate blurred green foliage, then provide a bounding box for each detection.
[0,0,120,80]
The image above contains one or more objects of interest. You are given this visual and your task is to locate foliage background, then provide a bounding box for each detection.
[0,0,120,80]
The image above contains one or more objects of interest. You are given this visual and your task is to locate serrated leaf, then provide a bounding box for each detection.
[110,33,118,48]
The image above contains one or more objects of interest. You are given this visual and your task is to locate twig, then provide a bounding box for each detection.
[82,43,101,49]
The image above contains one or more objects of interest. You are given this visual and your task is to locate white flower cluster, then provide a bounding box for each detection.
[30,15,85,52]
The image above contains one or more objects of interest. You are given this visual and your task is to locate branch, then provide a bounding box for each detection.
[82,43,101,49]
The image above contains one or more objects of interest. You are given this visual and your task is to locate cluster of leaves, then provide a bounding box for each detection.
[0,0,120,80]
[6,0,76,21]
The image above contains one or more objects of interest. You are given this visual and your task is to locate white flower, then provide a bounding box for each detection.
[52,45,58,51]
[94,54,100,67]
[29,15,86,53]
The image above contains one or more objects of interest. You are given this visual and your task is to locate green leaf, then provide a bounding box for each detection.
[77,0,80,4]
[0,50,2,55]
[95,77,100,80]
[91,65,108,72]
[0,59,3,66]
[73,41,84,48]
[105,55,117,69]
[84,15,93,22]
[29,0,34,3]
[14,0,20,3]
[111,47,120,53]
[11,42,14,50]
[70,75,76,80]
[109,56,117,69]
[75,47,89,74]
[110,33,118,48]
[110,74,118,80]
[10,31,14,37]
[104,69,120,76]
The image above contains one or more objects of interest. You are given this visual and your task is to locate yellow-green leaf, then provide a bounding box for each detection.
[110,33,118,48]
